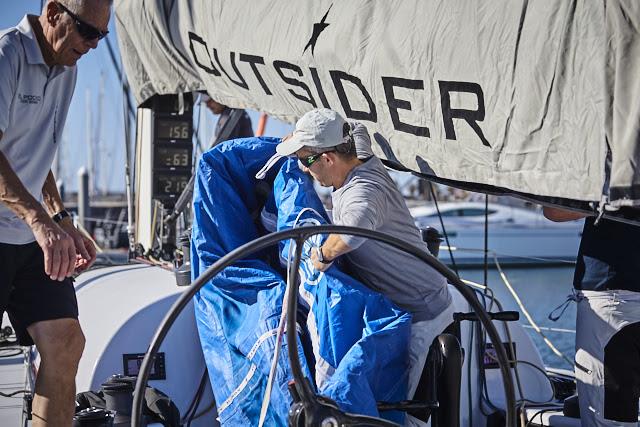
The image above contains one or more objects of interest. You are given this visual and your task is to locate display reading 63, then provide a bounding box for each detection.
[154,146,191,169]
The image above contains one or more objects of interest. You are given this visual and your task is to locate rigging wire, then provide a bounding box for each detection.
[484,195,489,288]
[103,36,136,120]
[111,40,136,256]
[427,182,459,277]
[439,246,577,265]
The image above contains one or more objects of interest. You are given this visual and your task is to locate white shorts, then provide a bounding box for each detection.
[575,290,640,427]
[405,300,456,427]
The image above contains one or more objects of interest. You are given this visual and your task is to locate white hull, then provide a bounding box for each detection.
[410,202,583,267]
[438,225,581,267]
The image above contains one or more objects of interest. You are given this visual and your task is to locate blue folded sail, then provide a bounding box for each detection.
[192,137,411,425]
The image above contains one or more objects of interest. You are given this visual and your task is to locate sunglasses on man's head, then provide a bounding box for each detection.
[298,150,335,168]
[56,2,108,41]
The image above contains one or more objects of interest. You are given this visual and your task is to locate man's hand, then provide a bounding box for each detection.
[58,217,97,273]
[542,207,588,222]
[311,246,333,272]
[30,214,77,281]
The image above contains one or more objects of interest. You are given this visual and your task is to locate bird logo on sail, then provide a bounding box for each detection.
[303,5,332,57]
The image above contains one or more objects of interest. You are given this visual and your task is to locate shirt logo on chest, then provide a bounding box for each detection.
[18,94,42,105]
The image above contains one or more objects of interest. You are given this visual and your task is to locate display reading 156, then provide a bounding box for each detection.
[156,119,191,140]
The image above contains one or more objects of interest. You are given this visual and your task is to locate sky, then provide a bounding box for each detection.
[1,1,294,193]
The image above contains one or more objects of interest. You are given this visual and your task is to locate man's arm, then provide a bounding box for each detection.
[41,169,65,216]
[0,137,50,225]
[543,206,588,222]
[41,170,96,272]
[311,234,352,271]
[0,132,75,280]
[312,182,387,271]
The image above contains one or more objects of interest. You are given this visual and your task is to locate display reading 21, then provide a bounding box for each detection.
[156,175,189,195]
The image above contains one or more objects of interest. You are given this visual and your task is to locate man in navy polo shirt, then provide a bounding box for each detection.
[545,207,640,426]
[0,1,110,425]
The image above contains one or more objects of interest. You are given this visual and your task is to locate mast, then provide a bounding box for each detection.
[85,89,94,196]
[95,72,106,195]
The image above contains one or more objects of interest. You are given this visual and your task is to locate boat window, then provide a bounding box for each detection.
[459,208,496,217]
[440,209,463,217]
[421,210,463,218]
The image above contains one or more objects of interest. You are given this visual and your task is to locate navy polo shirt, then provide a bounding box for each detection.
[574,217,640,292]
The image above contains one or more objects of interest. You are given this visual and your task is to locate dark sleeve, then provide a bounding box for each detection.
[235,111,254,138]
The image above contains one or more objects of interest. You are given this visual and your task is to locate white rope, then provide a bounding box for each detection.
[456,251,575,366]
[491,253,574,367]
[257,207,323,427]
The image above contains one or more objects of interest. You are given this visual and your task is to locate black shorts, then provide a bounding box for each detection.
[0,241,78,346]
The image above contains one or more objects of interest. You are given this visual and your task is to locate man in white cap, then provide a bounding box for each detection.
[276,108,454,408]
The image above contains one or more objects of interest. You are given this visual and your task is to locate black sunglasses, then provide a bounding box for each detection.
[298,150,334,168]
[56,2,108,41]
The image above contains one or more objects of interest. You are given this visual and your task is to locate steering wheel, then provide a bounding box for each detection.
[131,225,517,427]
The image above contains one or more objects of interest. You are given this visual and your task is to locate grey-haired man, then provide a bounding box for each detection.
[276,108,454,411]
[0,1,110,424]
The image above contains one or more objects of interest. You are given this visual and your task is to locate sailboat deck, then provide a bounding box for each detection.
[0,347,28,427]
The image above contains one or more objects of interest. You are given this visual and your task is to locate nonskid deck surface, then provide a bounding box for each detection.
[0,346,27,427]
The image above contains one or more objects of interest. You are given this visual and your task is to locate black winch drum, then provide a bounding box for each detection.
[72,407,114,427]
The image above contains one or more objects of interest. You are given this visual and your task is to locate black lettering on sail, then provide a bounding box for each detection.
[309,67,331,109]
[329,70,377,122]
[188,32,221,76]
[273,61,317,108]
[439,81,490,147]
[239,54,272,95]
[213,49,249,90]
[382,77,430,137]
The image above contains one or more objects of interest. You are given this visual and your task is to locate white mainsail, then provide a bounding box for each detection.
[114,0,640,208]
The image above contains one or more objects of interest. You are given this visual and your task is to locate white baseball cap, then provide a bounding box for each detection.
[276,108,346,156]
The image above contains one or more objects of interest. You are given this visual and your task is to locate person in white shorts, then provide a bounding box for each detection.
[545,207,640,427]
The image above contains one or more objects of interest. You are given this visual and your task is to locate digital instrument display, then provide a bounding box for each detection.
[156,120,191,140]
[483,342,516,369]
[154,174,190,198]
[154,146,191,168]
[122,352,166,380]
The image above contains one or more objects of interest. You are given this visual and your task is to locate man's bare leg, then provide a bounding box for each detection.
[28,318,85,426]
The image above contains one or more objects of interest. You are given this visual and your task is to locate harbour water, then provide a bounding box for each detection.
[459,266,577,370]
